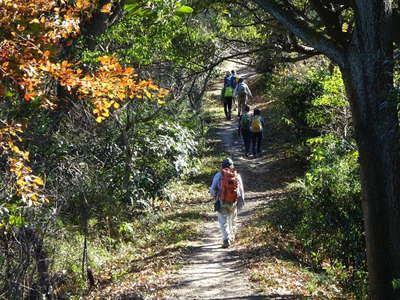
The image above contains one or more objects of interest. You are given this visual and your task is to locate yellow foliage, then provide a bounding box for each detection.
[0,0,170,207]
[1,124,47,205]
[100,3,112,14]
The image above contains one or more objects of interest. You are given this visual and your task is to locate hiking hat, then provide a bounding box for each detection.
[221,158,234,168]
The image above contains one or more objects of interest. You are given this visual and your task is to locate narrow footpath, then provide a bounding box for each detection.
[166,63,301,300]
[167,117,268,300]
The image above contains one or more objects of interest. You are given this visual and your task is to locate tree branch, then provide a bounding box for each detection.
[310,0,345,42]
[253,0,345,66]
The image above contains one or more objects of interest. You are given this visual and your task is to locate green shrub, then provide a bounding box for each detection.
[291,135,367,297]
[282,72,324,138]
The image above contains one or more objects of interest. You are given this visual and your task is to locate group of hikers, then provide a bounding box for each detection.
[220,70,253,120]
[209,69,265,248]
[221,69,264,158]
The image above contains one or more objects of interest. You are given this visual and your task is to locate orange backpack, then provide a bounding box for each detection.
[220,168,239,202]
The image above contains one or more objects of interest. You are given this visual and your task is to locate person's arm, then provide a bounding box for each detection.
[237,173,245,209]
[238,174,244,200]
[209,172,221,197]
[246,85,253,98]
[233,85,238,98]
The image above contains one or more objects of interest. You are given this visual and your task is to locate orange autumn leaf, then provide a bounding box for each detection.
[24,93,32,101]
[0,0,169,207]
[100,3,112,14]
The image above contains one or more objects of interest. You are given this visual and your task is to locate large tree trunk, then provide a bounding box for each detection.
[252,0,399,296]
[339,2,400,295]
[341,59,400,300]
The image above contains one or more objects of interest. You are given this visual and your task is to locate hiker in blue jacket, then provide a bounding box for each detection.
[209,158,245,248]
[223,71,231,87]
[229,70,238,89]
[221,72,234,120]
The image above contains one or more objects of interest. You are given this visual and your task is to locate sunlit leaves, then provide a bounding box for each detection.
[175,5,193,14]
[0,0,101,105]
[0,124,48,206]
[0,0,168,208]
[43,55,168,122]
[100,3,113,14]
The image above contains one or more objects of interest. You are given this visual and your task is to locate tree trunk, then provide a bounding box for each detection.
[253,0,399,298]
[340,45,400,300]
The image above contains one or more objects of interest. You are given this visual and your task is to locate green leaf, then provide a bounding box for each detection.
[124,4,136,12]
[176,5,193,14]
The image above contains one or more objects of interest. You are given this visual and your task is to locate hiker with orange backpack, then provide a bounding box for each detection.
[209,158,245,248]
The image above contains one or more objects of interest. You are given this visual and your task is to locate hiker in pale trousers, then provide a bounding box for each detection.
[234,78,253,116]
[209,158,245,248]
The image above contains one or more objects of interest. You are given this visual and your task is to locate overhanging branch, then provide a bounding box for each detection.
[253,0,345,66]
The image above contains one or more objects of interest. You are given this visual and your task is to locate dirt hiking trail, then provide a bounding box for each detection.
[166,62,304,300]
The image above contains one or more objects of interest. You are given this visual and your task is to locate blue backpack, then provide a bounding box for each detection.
[229,75,237,88]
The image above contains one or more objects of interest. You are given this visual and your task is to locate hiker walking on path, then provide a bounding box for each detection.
[221,72,234,120]
[234,78,252,117]
[209,158,245,248]
[223,70,231,87]
[229,70,238,89]
[238,104,252,157]
[250,108,264,157]
[229,70,239,110]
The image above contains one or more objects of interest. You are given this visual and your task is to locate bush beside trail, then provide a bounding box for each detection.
[246,66,367,298]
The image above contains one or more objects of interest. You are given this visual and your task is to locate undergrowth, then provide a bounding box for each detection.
[50,99,228,299]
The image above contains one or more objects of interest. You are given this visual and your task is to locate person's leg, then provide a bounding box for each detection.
[242,95,248,115]
[244,95,248,108]
[243,131,251,155]
[251,133,256,155]
[256,132,263,154]
[224,205,235,241]
[238,96,245,116]
[227,97,233,120]
[218,211,229,245]
[223,98,229,119]
[228,207,238,242]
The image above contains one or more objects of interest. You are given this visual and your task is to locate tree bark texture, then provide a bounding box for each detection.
[340,2,400,298]
[254,0,400,298]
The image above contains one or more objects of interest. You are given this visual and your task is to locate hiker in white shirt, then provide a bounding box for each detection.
[209,158,245,248]
[234,78,253,117]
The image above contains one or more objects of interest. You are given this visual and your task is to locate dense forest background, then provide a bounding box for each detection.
[1,1,399,299]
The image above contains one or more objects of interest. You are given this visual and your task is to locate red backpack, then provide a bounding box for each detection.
[220,168,239,202]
